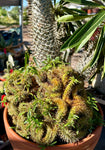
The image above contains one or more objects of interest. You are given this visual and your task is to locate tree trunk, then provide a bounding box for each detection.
[27,0,33,30]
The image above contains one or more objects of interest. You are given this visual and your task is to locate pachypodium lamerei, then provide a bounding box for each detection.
[28,0,65,66]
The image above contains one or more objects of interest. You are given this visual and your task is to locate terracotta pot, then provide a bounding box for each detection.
[3,104,103,150]
[87,9,92,14]
[0,78,6,82]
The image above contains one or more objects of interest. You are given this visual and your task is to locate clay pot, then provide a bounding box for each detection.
[87,9,92,14]
[3,104,103,150]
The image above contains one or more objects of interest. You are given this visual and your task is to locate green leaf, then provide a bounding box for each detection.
[9,126,15,129]
[60,24,83,51]
[76,29,95,51]
[64,0,103,7]
[102,57,105,79]
[62,7,87,15]
[102,25,105,55]
[61,11,105,51]
[49,141,57,146]
[57,14,93,22]
[33,56,39,67]
[25,51,29,68]
[101,25,105,78]
[76,20,82,27]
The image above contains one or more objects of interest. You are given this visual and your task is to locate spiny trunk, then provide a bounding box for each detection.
[27,0,33,37]
[29,0,62,66]
[27,0,33,16]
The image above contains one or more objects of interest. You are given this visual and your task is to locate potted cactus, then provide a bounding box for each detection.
[3,57,103,150]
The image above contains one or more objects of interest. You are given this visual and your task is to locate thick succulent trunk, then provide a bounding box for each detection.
[27,0,33,15]
[29,0,62,66]
[27,0,33,32]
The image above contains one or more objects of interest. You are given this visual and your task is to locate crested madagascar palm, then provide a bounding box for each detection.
[27,0,33,31]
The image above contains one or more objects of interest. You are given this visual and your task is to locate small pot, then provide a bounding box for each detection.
[3,104,103,150]
[87,9,92,14]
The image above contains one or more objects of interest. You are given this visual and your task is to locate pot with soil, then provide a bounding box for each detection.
[2,59,104,150]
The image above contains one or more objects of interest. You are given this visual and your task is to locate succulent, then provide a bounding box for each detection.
[4,61,101,146]
[28,0,66,67]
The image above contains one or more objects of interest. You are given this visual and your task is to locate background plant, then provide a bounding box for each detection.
[0,6,28,26]
[60,0,105,79]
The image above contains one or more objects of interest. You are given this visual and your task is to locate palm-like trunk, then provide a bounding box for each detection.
[29,0,62,66]
[27,0,33,39]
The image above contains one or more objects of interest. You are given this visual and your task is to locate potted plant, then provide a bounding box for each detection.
[2,0,104,149]
[3,57,103,150]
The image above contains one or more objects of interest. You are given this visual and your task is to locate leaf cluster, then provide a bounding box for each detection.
[59,0,105,78]
[41,56,65,71]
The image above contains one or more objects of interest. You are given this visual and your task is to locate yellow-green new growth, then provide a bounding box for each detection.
[63,76,79,105]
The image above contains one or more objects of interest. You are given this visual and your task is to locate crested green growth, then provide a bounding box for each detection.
[3,58,102,146]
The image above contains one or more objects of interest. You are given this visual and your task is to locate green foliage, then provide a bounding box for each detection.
[64,0,103,7]
[0,6,28,26]
[61,11,105,51]
[87,94,98,111]
[24,50,30,68]
[41,56,65,71]
[4,58,103,147]
[0,7,18,26]
[0,8,7,16]
[59,0,105,78]
[8,7,19,22]
[23,7,28,25]
[53,0,92,49]
[57,14,94,22]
